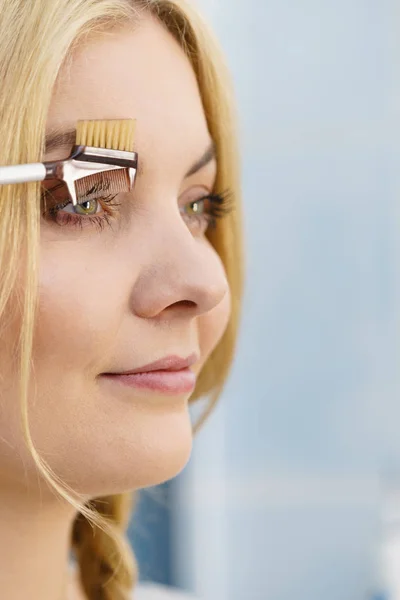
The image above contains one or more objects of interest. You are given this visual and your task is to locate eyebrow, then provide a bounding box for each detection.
[44,129,216,178]
[44,128,77,153]
[184,141,216,177]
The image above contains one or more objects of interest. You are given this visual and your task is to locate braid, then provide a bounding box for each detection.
[72,492,139,600]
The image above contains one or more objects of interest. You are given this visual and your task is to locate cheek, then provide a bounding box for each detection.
[197,286,232,369]
[34,248,125,373]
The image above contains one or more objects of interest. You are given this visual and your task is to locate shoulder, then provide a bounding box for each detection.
[134,582,203,600]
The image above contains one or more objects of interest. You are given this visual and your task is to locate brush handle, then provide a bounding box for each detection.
[0,162,46,185]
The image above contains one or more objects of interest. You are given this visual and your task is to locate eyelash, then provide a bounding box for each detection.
[41,181,234,234]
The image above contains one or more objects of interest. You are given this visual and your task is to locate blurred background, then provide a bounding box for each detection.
[128,1,400,599]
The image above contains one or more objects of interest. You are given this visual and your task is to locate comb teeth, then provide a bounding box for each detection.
[75,119,136,151]
[75,168,131,199]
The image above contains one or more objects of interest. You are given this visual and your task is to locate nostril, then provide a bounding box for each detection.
[171,300,197,309]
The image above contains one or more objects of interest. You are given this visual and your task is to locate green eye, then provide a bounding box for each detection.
[186,199,205,216]
[73,199,99,216]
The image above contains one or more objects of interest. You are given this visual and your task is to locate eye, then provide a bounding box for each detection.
[180,191,234,235]
[40,171,127,232]
[186,198,206,217]
[62,198,101,216]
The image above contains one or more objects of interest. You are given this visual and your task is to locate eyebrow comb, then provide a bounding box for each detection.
[0,119,138,205]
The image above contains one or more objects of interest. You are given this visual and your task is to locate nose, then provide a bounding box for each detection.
[129,217,229,320]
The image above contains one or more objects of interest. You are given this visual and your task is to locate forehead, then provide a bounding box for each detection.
[47,14,211,167]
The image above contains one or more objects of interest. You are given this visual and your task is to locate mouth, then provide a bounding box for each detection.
[100,353,199,395]
[100,369,197,395]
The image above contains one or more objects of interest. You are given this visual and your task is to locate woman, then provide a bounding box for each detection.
[0,0,244,599]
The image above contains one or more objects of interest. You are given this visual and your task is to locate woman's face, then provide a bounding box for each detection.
[0,14,231,498]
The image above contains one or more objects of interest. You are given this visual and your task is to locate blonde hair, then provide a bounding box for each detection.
[0,0,244,598]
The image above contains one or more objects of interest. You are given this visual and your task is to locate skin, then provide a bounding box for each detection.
[0,13,231,600]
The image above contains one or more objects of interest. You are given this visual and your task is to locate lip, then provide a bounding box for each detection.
[101,369,197,395]
[100,353,199,395]
[106,353,199,375]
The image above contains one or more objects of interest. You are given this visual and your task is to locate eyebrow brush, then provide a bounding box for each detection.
[0,119,138,205]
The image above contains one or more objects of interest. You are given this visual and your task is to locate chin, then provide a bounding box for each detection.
[65,407,195,498]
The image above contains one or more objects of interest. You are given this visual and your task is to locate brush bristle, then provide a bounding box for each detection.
[75,119,136,151]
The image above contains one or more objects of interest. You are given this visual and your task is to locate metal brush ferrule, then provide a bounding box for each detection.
[44,145,138,206]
